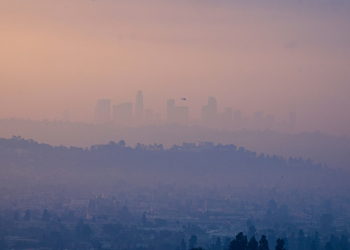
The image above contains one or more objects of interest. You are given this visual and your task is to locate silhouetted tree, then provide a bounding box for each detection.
[339,235,349,250]
[118,140,126,147]
[248,226,257,239]
[24,209,31,221]
[268,199,278,212]
[259,235,269,250]
[275,239,285,250]
[329,235,339,250]
[181,238,187,250]
[230,232,248,250]
[142,212,147,227]
[297,230,305,250]
[42,209,50,221]
[75,219,92,240]
[224,238,232,250]
[311,232,320,250]
[325,242,334,250]
[215,237,222,250]
[189,235,198,250]
[247,237,258,250]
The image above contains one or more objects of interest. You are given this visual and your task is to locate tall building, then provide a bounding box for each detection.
[154,112,162,125]
[144,109,154,125]
[201,96,218,127]
[94,99,111,124]
[253,111,264,129]
[135,91,144,125]
[233,110,249,130]
[222,107,233,128]
[113,102,133,126]
[167,99,176,122]
[167,99,189,124]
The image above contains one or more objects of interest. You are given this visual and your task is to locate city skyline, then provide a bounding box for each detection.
[92,91,297,133]
[1,2,350,249]
[1,1,349,136]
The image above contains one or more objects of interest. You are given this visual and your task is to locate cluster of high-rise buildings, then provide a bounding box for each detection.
[94,91,158,126]
[94,91,297,132]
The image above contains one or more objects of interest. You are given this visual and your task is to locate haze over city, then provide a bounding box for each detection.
[1,1,350,250]
[1,0,350,136]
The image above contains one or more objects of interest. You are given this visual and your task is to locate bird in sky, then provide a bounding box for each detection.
[180,98,187,101]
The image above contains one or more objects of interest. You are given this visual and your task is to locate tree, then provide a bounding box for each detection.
[247,237,258,250]
[311,232,320,250]
[42,209,50,221]
[248,226,257,239]
[268,199,278,212]
[258,235,269,250]
[24,209,31,221]
[324,242,334,250]
[75,219,92,240]
[189,235,198,250]
[181,238,187,250]
[230,232,248,250]
[297,230,305,250]
[339,235,349,250]
[118,140,126,147]
[142,212,147,227]
[275,239,285,250]
[215,237,222,250]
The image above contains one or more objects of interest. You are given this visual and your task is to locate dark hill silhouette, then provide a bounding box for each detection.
[0,136,348,191]
[0,119,349,169]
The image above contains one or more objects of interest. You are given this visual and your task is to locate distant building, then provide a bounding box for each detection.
[154,112,162,125]
[62,110,70,122]
[253,111,264,129]
[94,99,111,124]
[144,109,154,125]
[233,110,249,130]
[181,142,197,151]
[167,99,189,124]
[218,107,233,129]
[195,141,215,150]
[201,97,218,127]
[113,102,133,126]
[135,91,144,125]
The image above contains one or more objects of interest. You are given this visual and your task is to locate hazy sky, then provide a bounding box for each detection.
[1,0,349,135]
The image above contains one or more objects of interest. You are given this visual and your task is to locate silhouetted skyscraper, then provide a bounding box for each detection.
[135,91,144,125]
[94,99,111,124]
[113,102,133,126]
[144,109,154,125]
[167,99,176,122]
[223,107,233,128]
[62,110,70,122]
[233,110,249,130]
[289,112,296,131]
[167,99,189,124]
[253,111,264,129]
[201,96,218,127]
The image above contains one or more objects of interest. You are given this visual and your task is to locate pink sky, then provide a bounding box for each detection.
[0,0,349,135]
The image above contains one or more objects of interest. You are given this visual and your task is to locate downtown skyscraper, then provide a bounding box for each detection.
[135,91,144,125]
